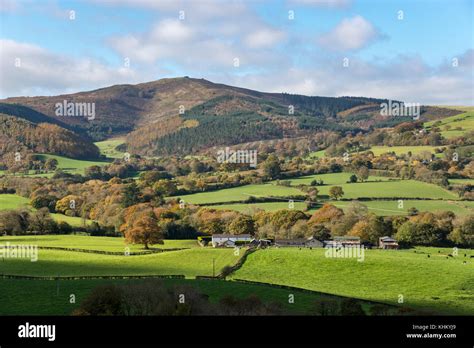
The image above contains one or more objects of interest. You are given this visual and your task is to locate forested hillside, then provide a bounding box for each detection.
[0,115,100,164]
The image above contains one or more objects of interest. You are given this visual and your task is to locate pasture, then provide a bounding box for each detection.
[0,245,240,278]
[424,111,474,139]
[0,235,197,252]
[173,184,304,204]
[37,154,110,175]
[94,138,126,159]
[0,277,392,316]
[366,146,441,156]
[0,194,92,227]
[332,200,474,216]
[231,247,474,315]
[207,201,309,213]
[313,179,458,200]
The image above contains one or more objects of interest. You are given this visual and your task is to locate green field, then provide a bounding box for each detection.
[276,172,391,186]
[0,277,390,316]
[173,184,304,204]
[450,178,474,185]
[366,146,441,156]
[0,235,197,252]
[94,138,126,159]
[332,200,474,216]
[0,154,111,177]
[0,194,92,227]
[425,111,474,139]
[0,193,29,210]
[313,179,457,200]
[308,150,326,158]
[0,246,240,278]
[207,201,309,213]
[38,154,110,175]
[232,247,474,315]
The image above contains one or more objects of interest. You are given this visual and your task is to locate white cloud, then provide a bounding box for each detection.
[244,28,287,48]
[319,16,382,51]
[0,39,146,97]
[223,51,474,105]
[288,0,352,8]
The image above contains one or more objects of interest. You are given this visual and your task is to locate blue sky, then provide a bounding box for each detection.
[1,0,473,104]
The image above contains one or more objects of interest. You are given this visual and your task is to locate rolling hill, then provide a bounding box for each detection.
[0,77,465,157]
[1,77,391,155]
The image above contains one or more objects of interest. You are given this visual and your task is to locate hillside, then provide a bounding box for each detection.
[0,114,100,164]
[1,77,391,155]
[1,77,465,156]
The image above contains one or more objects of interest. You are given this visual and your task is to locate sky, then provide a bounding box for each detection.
[0,0,473,104]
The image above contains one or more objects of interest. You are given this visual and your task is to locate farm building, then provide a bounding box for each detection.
[275,237,324,248]
[324,236,361,248]
[249,238,273,248]
[306,237,324,247]
[211,234,252,247]
[275,239,307,247]
[379,236,399,249]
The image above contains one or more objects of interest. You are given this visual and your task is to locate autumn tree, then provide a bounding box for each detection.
[124,211,163,249]
[44,158,58,172]
[329,186,344,200]
[308,203,344,226]
[228,215,255,235]
[122,182,141,208]
[153,180,178,196]
[356,166,369,182]
[348,214,385,244]
[262,154,281,179]
[28,208,58,234]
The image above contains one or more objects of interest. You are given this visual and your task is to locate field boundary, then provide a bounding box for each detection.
[0,274,186,280]
[0,245,188,256]
[230,278,406,311]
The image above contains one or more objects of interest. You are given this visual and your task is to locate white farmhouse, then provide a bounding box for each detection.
[211,234,252,247]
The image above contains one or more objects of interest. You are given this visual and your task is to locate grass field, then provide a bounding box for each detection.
[331,200,474,216]
[0,235,198,252]
[313,179,458,200]
[0,193,29,210]
[308,150,326,158]
[450,178,474,185]
[0,194,92,227]
[276,174,457,200]
[207,202,309,213]
[0,246,240,278]
[172,184,304,204]
[232,247,474,315]
[276,172,391,186]
[366,146,441,156]
[37,154,110,175]
[425,111,474,139]
[94,138,126,159]
[204,199,473,217]
[0,277,391,316]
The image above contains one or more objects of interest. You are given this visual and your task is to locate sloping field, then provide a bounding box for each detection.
[0,247,240,278]
[0,235,198,252]
[425,111,474,139]
[232,247,474,315]
[332,200,474,216]
[0,194,92,227]
[173,184,304,204]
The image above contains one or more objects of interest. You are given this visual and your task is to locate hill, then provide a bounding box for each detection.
[0,114,100,166]
[1,77,391,155]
